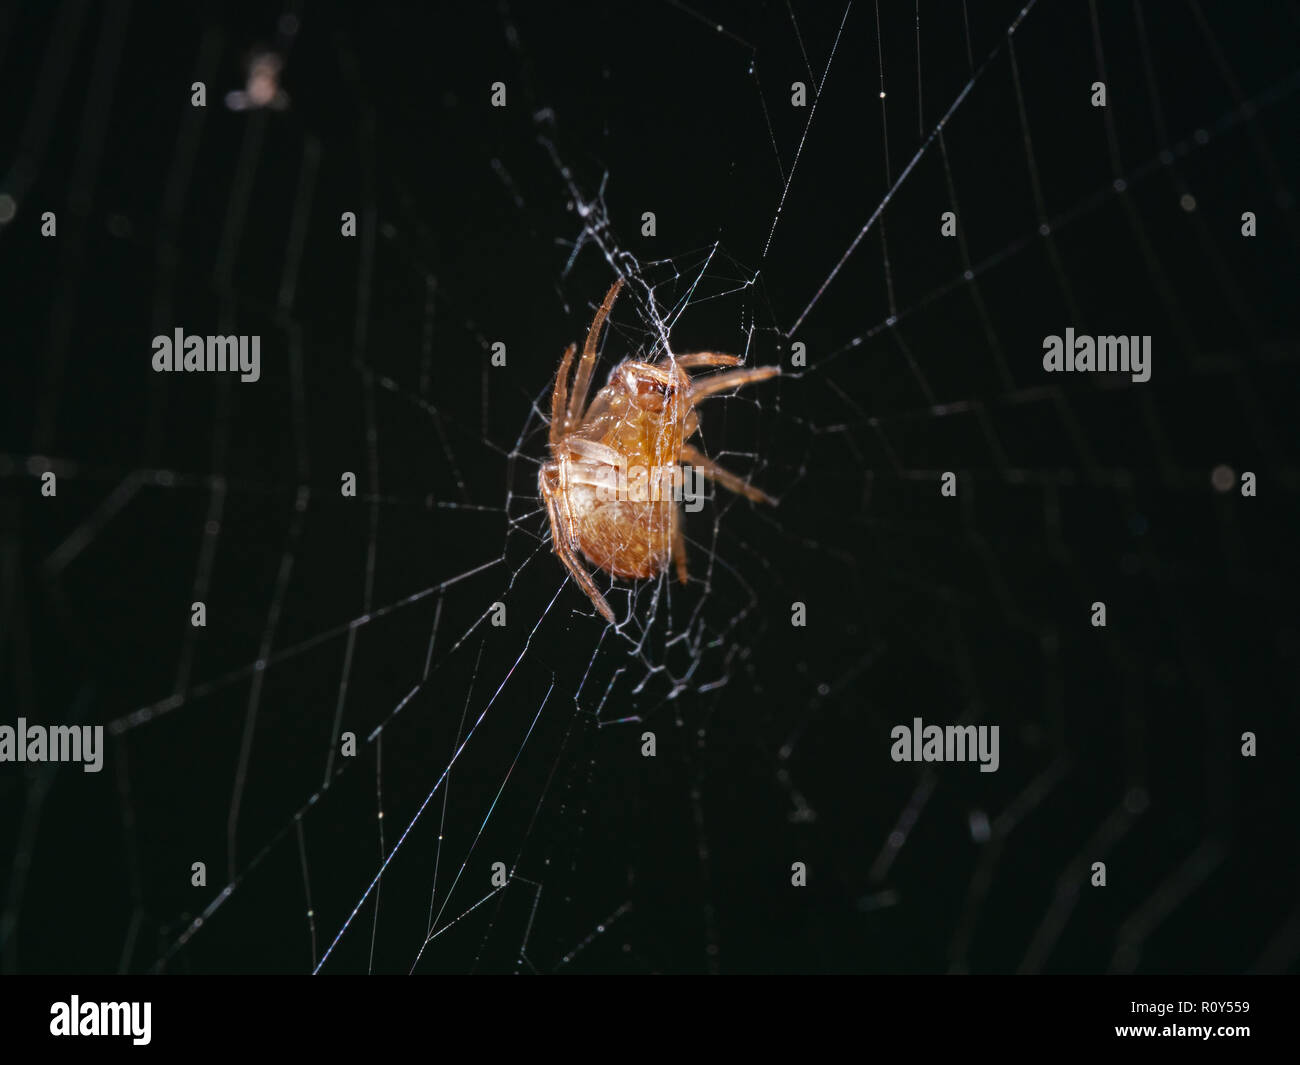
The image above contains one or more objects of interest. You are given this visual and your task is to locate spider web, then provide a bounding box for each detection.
[2,0,1298,975]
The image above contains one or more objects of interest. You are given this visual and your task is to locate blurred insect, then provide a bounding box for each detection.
[539,278,779,622]
[225,51,290,111]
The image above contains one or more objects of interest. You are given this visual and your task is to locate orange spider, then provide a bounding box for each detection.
[539,278,779,622]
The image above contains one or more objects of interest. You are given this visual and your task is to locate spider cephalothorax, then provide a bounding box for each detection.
[539,278,779,622]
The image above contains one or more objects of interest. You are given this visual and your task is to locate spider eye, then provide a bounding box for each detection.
[635,378,672,397]
[622,367,677,409]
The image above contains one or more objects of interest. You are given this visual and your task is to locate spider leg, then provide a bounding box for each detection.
[550,343,576,446]
[670,501,688,584]
[540,470,616,623]
[556,535,616,622]
[686,365,780,404]
[671,352,742,369]
[680,442,775,505]
[565,438,624,467]
[625,362,678,387]
[567,277,624,428]
[555,457,583,550]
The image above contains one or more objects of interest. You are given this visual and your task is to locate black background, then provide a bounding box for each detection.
[1,0,1297,975]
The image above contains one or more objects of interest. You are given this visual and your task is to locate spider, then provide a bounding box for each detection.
[539,278,779,622]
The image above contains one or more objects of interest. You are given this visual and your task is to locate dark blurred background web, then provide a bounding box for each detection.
[1,0,1297,974]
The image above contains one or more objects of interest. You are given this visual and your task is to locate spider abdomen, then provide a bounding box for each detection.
[543,464,677,580]
[578,495,675,580]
